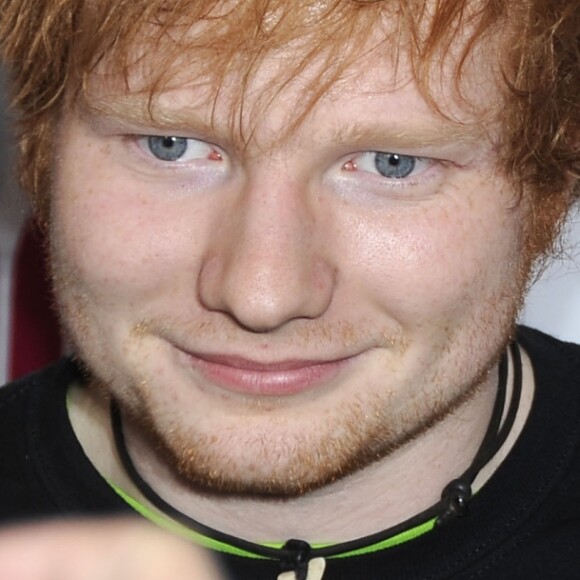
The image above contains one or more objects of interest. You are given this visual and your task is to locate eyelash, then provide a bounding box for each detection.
[129,135,442,196]
[342,152,434,183]
[134,136,224,165]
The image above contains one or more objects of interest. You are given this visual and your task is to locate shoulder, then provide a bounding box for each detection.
[517,325,580,389]
[517,324,580,358]
[0,358,79,416]
[503,327,580,569]
[516,326,580,463]
[0,359,83,521]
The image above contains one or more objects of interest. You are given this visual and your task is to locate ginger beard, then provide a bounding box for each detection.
[47,24,536,498]
[50,237,524,498]
[124,360,499,498]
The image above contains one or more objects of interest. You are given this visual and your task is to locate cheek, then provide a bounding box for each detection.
[50,159,208,309]
[334,189,524,325]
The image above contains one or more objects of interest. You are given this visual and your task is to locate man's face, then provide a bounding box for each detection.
[50,32,528,496]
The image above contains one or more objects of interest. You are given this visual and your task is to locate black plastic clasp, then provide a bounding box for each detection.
[436,478,472,527]
[280,539,312,580]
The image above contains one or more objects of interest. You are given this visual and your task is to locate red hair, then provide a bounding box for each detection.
[0,0,578,254]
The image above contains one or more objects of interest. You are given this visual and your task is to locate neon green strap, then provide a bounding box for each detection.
[109,482,436,559]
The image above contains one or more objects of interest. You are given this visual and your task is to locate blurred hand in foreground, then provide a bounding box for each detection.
[0,518,224,580]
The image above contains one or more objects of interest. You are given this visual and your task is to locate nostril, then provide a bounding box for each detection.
[197,251,335,333]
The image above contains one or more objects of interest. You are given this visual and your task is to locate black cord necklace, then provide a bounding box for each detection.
[111,342,522,564]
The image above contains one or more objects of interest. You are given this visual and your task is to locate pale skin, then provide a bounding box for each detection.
[0,24,538,574]
[54,44,534,541]
[0,519,223,579]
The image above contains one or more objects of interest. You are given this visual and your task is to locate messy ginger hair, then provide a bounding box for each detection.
[0,0,578,252]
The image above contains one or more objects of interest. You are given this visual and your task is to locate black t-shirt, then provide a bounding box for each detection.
[1,326,580,579]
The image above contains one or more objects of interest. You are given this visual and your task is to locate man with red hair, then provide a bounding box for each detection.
[0,1,578,578]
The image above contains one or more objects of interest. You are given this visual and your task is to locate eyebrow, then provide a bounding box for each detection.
[79,94,215,133]
[79,92,490,154]
[328,119,486,150]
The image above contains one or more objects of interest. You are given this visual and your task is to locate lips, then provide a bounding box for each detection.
[181,351,352,396]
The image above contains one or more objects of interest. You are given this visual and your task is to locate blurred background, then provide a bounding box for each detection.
[0,70,62,384]
[0,73,579,384]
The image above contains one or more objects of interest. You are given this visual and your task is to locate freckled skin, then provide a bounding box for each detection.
[51,39,528,509]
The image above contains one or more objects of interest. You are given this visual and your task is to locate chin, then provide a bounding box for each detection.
[129,390,444,499]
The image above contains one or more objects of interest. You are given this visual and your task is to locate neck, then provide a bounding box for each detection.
[68,349,534,545]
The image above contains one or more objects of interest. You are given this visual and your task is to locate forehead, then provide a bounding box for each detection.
[79,1,504,148]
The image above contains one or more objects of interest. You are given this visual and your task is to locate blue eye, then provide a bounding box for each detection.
[374,153,416,179]
[147,136,189,161]
[347,151,431,181]
[137,136,222,164]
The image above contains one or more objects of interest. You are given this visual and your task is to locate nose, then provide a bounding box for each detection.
[198,176,335,332]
